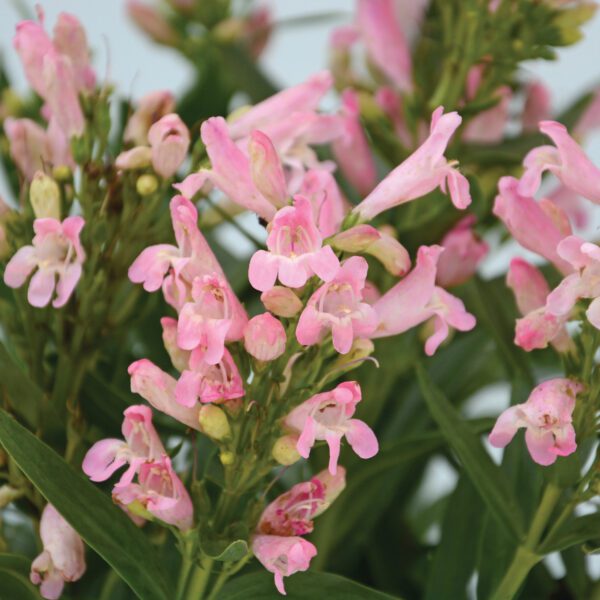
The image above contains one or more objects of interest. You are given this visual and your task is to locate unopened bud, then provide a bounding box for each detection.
[243,313,287,362]
[199,405,231,441]
[52,165,72,182]
[331,338,375,373]
[29,171,60,219]
[0,485,21,508]
[219,450,235,466]
[136,174,159,196]
[272,435,301,466]
[261,286,303,318]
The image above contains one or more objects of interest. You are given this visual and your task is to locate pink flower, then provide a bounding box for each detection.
[261,286,304,318]
[113,455,193,531]
[353,107,471,221]
[374,86,412,147]
[127,0,178,45]
[574,88,600,138]
[257,468,346,537]
[357,0,412,91]
[248,130,288,209]
[82,405,165,484]
[436,216,489,287]
[147,113,190,178]
[13,20,54,97]
[248,195,340,291]
[284,381,378,474]
[124,90,175,145]
[372,246,476,355]
[489,378,582,466]
[251,535,317,595]
[4,216,85,308]
[176,117,277,221]
[296,257,378,354]
[547,184,589,230]
[4,118,52,180]
[493,176,573,275]
[128,359,201,430]
[506,258,570,352]
[161,316,190,372]
[519,120,600,204]
[522,81,551,133]
[545,236,600,329]
[227,71,333,140]
[30,504,86,600]
[463,86,511,144]
[332,89,377,195]
[244,313,287,361]
[175,349,245,406]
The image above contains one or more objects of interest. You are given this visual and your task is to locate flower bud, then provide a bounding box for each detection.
[244,313,287,362]
[260,286,303,318]
[52,165,72,182]
[219,450,235,466]
[148,114,190,179]
[29,171,61,219]
[160,317,190,372]
[115,146,152,170]
[136,174,159,196]
[248,130,287,208]
[0,485,21,508]
[198,405,231,441]
[272,435,301,466]
[330,338,375,375]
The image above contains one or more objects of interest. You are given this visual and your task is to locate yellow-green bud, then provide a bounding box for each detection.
[30,171,61,219]
[0,485,21,508]
[199,405,231,441]
[136,174,159,196]
[272,435,301,466]
[219,450,235,466]
[52,165,73,182]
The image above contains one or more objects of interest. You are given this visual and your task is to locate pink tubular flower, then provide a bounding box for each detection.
[227,71,333,140]
[252,535,317,595]
[113,455,193,531]
[248,195,340,292]
[296,256,378,354]
[147,113,190,178]
[284,381,378,474]
[30,504,86,600]
[372,246,476,355]
[522,81,551,133]
[4,216,85,308]
[506,258,571,352]
[493,176,573,275]
[257,468,346,537]
[127,0,178,45]
[357,0,412,91]
[14,20,54,96]
[128,359,201,430]
[176,117,277,221]
[248,130,288,209]
[82,405,165,485]
[124,90,175,145]
[436,216,489,288]
[4,118,52,180]
[244,313,287,361]
[175,349,245,406]
[352,107,471,221]
[332,89,377,195]
[519,120,600,204]
[545,236,600,329]
[489,378,582,466]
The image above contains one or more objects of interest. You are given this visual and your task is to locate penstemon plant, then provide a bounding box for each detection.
[1,1,600,599]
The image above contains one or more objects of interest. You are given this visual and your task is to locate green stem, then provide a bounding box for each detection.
[185,556,214,600]
[491,483,563,600]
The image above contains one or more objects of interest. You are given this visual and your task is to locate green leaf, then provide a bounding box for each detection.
[203,539,249,562]
[217,570,399,599]
[0,408,171,600]
[0,553,30,576]
[0,567,39,600]
[539,513,600,554]
[417,364,525,541]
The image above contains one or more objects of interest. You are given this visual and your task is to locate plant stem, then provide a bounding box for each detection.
[185,556,214,600]
[491,483,562,600]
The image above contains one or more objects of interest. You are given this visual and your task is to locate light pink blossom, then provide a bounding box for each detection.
[353,107,471,221]
[244,313,287,361]
[82,405,165,485]
[124,90,175,145]
[4,118,52,180]
[4,216,85,308]
[493,176,573,274]
[357,0,412,91]
[30,504,86,600]
[248,195,340,292]
[522,81,551,133]
[175,349,244,406]
[128,359,201,430]
[147,113,190,178]
[464,86,511,144]
[251,535,317,595]
[248,130,288,209]
[296,256,378,354]
[332,89,377,195]
[546,236,600,329]
[489,378,582,466]
[284,381,378,474]
[574,89,600,138]
[113,455,193,531]
[372,246,476,355]
[519,120,600,204]
[261,287,304,318]
[436,216,489,287]
[127,0,177,45]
